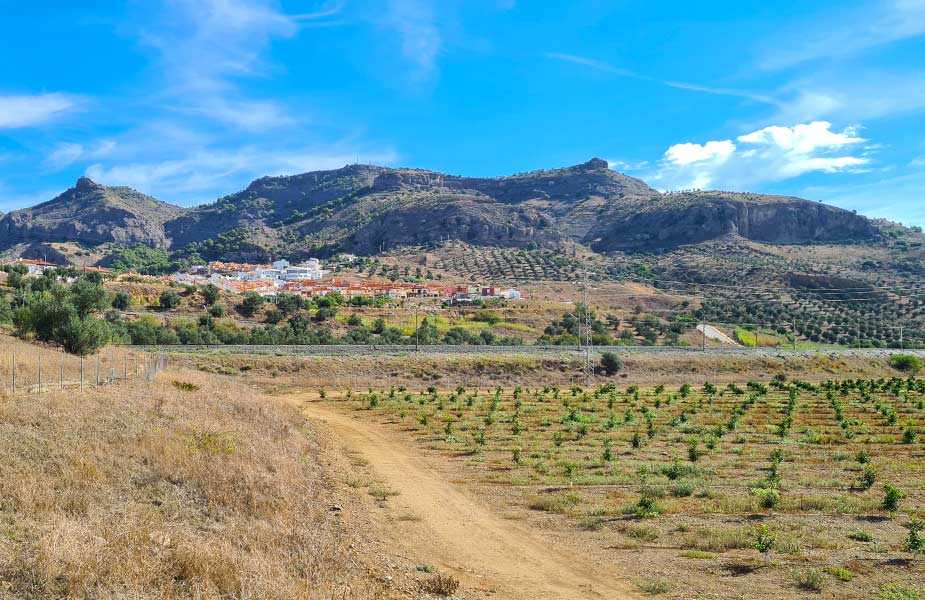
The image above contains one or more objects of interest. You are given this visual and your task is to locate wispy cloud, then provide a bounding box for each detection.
[545,52,779,105]
[760,0,925,70]
[804,168,925,227]
[84,145,399,204]
[137,0,341,129]
[44,140,117,170]
[382,0,442,80]
[648,121,871,191]
[0,93,82,129]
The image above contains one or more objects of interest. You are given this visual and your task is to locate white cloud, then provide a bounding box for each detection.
[0,93,81,129]
[649,121,870,190]
[665,140,736,166]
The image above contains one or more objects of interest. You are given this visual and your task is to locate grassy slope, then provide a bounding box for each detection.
[0,337,382,600]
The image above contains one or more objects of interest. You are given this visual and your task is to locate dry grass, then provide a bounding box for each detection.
[0,341,381,599]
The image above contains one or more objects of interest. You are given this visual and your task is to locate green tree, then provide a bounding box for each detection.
[159,290,182,310]
[112,292,132,311]
[600,352,623,376]
[70,278,110,318]
[239,292,264,317]
[59,316,110,355]
[201,284,220,306]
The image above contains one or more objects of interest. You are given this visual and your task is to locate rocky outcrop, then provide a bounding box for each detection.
[0,178,184,250]
[0,161,887,260]
[589,193,879,251]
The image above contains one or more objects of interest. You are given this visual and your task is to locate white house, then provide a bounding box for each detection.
[272,259,290,270]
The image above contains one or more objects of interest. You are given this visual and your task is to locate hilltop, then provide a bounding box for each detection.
[0,159,896,263]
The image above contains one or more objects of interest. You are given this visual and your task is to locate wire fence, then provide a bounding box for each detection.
[0,346,167,396]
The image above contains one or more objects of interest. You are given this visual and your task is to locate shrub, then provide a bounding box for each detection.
[891,354,923,373]
[420,574,459,596]
[753,525,777,566]
[879,584,925,600]
[793,568,826,591]
[825,566,854,581]
[882,482,905,513]
[633,493,661,518]
[172,380,200,392]
[906,517,925,555]
[600,352,623,376]
[848,530,873,542]
[112,291,132,310]
[635,578,672,595]
[860,464,877,490]
[159,290,181,309]
[752,487,781,510]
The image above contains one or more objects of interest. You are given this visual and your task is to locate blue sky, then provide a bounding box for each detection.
[1,0,924,226]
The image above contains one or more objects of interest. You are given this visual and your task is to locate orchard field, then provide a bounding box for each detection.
[314,373,925,598]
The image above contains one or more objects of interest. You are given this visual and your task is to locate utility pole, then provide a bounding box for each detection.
[581,272,593,388]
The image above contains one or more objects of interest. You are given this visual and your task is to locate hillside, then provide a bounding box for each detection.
[0,177,183,252]
[0,159,896,263]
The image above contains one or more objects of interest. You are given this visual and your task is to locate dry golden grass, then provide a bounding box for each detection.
[0,342,382,599]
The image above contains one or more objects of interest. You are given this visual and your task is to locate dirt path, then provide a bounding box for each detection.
[296,398,639,600]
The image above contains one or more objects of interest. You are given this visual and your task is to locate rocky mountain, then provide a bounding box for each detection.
[0,159,892,262]
[0,177,183,250]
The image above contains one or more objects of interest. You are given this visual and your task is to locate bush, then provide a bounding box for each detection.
[882,482,905,513]
[600,352,623,376]
[159,290,182,309]
[751,487,781,510]
[112,291,132,310]
[848,530,873,542]
[879,584,925,600]
[906,517,925,555]
[792,568,826,591]
[59,316,110,355]
[420,573,459,596]
[891,354,923,373]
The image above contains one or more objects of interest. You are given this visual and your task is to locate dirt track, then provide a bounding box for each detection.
[297,398,639,600]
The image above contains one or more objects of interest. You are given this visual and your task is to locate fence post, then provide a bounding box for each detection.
[11,352,16,395]
[80,355,84,390]
[61,351,65,390]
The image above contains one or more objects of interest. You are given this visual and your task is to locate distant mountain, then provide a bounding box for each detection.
[0,159,893,262]
[0,177,183,250]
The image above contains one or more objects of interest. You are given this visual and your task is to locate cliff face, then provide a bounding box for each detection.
[0,177,184,250]
[588,193,879,251]
[0,160,886,262]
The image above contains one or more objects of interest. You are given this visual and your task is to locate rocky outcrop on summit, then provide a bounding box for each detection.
[0,160,887,261]
[0,178,183,250]
[588,192,880,251]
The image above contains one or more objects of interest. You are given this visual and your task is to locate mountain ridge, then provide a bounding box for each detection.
[0,158,894,262]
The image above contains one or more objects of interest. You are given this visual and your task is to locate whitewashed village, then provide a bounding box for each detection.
[172,257,524,303]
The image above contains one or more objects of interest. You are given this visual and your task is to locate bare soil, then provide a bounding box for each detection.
[293,394,640,600]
